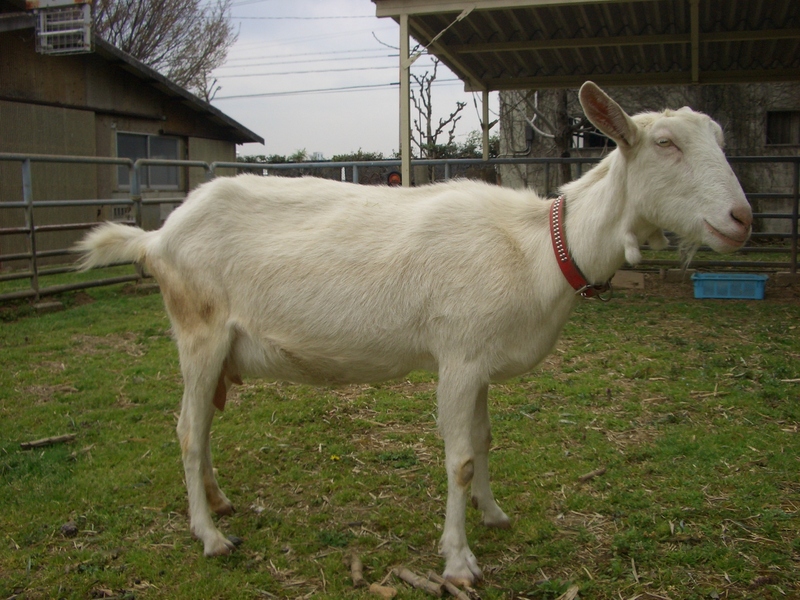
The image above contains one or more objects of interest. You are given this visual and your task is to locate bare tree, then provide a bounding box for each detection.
[410,58,466,159]
[92,0,237,98]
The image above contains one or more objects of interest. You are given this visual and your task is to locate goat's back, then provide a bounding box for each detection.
[146,175,564,381]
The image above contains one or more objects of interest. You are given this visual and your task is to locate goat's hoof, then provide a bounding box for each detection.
[443,568,483,588]
[212,501,235,516]
[228,535,244,547]
[203,533,239,556]
[443,552,483,587]
[475,500,511,529]
[484,512,511,529]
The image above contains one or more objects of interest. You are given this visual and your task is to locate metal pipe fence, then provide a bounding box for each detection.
[1,152,797,303]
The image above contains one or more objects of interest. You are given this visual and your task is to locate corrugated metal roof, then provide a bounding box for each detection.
[374,0,800,90]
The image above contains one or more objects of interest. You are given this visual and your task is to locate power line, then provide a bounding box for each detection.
[222,24,396,52]
[214,78,462,100]
[225,46,392,59]
[215,62,438,78]
[215,65,396,78]
[229,0,282,6]
[215,53,399,70]
[232,15,375,20]
[215,82,399,99]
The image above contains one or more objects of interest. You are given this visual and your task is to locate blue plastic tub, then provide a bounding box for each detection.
[691,273,768,300]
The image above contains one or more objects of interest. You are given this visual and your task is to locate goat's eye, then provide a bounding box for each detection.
[656,138,672,147]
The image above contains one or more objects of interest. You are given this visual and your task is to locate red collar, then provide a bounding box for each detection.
[549,195,612,300]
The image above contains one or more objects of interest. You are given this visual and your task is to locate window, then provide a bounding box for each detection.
[766,111,800,146]
[117,133,180,188]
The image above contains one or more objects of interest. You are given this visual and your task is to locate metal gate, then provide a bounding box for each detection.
[1,153,797,303]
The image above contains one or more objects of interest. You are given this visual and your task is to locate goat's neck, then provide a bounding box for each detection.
[559,152,645,285]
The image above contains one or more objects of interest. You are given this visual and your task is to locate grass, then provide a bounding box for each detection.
[1,277,799,599]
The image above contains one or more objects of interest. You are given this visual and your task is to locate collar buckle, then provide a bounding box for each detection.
[577,282,613,302]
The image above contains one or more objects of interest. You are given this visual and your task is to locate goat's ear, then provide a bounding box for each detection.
[579,81,638,150]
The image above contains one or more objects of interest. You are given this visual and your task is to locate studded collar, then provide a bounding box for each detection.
[549,195,612,300]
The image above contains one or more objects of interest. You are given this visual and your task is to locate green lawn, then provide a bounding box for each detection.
[1,278,798,599]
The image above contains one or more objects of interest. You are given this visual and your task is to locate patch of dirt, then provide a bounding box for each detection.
[70,291,95,307]
[23,383,79,404]
[72,332,145,357]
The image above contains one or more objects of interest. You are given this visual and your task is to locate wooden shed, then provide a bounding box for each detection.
[0,0,263,269]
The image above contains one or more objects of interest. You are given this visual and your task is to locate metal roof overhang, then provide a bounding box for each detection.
[373,0,800,92]
[373,0,799,184]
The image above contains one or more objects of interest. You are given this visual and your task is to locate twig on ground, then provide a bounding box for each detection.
[427,572,470,600]
[555,585,580,600]
[343,552,367,588]
[369,583,397,598]
[577,466,606,483]
[394,567,443,597]
[20,433,76,450]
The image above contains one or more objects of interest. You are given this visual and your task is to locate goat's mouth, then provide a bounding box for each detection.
[703,220,749,249]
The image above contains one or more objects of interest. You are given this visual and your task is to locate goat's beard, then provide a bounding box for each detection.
[678,240,700,273]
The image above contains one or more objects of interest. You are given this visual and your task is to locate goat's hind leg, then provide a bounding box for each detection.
[176,331,238,556]
[437,366,486,586]
[202,369,239,517]
[470,384,510,529]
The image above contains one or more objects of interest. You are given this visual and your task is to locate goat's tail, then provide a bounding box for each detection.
[73,222,154,271]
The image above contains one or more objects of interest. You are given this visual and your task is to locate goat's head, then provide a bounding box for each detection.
[579,81,752,255]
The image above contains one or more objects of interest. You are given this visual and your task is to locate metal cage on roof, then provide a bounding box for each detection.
[30,0,92,55]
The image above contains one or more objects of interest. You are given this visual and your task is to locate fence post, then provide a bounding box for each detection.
[130,161,144,283]
[22,158,40,302]
[792,160,799,275]
[444,161,450,181]
[544,162,551,195]
[352,164,359,184]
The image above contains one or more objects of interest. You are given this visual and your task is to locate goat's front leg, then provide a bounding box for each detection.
[437,365,486,586]
[470,384,510,529]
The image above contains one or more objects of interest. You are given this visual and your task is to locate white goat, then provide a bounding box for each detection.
[75,82,752,585]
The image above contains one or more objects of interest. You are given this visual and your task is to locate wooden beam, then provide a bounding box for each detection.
[690,0,699,84]
[703,28,800,43]
[374,0,661,18]
[450,29,800,55]
[407,19,486,91]
[481,67,800,91]
[450,33,690,53]
[484,71,694,90]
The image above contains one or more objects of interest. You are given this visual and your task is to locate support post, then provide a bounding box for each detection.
[130,162,145,283]
[792,160,799,275]
[399,14,411,187]
[482,89,490,161]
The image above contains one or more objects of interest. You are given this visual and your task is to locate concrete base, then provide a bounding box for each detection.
[612,270,645,290]
[774,271,800,285]
[660,268,695,283]
[34,300,64,314]
[135,282,161,294]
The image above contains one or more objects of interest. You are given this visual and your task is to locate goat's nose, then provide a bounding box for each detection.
[731,204,752,230]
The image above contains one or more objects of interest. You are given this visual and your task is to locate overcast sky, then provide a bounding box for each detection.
[209,0,499,159]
